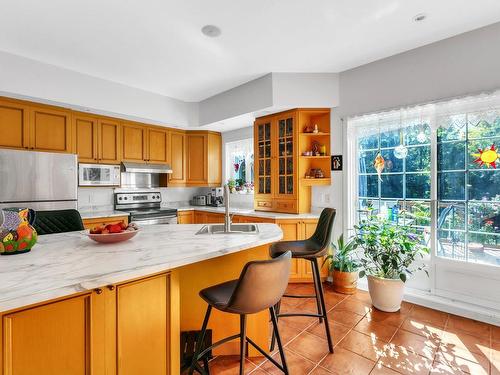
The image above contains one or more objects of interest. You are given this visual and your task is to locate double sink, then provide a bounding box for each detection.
[196,223,259,235]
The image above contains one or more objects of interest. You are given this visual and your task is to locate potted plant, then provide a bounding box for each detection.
[227,179,236,193]
[324,234,360,294]
[355,217,429,312]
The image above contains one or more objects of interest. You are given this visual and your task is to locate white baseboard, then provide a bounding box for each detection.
[355,279,500,326]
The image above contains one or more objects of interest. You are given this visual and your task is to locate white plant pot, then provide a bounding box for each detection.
[367,275,405,312]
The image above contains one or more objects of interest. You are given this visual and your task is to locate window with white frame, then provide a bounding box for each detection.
[225,138,254,193]
[347,92,500,267]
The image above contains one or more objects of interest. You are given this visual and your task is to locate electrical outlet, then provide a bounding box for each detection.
[324,194,330,204]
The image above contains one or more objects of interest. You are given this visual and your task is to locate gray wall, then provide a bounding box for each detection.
[338,22,500,117]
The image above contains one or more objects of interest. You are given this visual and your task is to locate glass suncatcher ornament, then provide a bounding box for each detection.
[473,143,499,168]
[394,118,408,159]
[373,153,385,181]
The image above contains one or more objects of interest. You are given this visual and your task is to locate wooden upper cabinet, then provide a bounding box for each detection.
[29,106,72,153]
[186,133,207,184]
[254,108,331,214]
[147,127,169,164]
[2,293,97,375]
[186,131,222,187]
[74,114,98,162]
[115,274,169,375]
[99,119,121,164]
[168,130,186,185]
[207,132,222,185]
[0,99,29,150]
[122,122,147,162]
[74,115,121,164]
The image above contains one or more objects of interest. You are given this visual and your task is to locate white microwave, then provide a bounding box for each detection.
[78,163,121,186]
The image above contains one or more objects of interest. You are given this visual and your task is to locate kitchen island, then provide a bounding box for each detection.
[0,224,282,374]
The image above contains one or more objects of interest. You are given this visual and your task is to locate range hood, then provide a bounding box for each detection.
[121,162,173,174]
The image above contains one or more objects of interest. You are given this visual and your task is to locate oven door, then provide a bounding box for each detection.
[131,216,178,226]
[79,164,121,186]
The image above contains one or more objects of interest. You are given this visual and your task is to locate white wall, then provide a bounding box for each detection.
[0,51,198,128]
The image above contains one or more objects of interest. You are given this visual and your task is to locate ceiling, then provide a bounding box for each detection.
[1,1,500,102]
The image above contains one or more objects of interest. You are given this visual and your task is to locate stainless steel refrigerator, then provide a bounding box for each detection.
[0,149,78,210]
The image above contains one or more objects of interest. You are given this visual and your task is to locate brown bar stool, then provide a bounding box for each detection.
[189,251,292,375]
[269,208,336,353]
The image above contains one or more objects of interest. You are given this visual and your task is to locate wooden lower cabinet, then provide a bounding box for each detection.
[113,274,170,375]
[1,292,103,375]
[177,211,194,224]
[82,215,129,230]
[0,273,172,375]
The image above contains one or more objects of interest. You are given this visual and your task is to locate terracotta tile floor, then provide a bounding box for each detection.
[190,283,500,374]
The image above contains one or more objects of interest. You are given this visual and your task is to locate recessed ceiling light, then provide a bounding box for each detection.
[413,13,427,22]
[201,25,221,38]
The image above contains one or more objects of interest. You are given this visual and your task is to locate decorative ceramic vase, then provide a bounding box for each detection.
[0,208,38,255]
[367,275,404,312]
[332,270,358,294]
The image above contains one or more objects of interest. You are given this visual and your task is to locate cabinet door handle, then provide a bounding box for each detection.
[107,285,115,291]
[94,288,103,295]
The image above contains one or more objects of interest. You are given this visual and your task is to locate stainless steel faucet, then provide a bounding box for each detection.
[224,184,232,232]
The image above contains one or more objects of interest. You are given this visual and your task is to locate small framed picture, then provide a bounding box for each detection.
[331,155,343,171]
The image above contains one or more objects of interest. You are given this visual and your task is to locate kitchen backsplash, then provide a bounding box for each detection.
[78,187,206,212]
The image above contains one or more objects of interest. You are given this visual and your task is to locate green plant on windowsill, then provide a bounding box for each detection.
[227,179,236,193]
[324,234,360,294]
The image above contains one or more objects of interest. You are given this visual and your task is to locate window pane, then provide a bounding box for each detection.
[438,141,465,171]
[405,123,431,145]
[468,138,500,169]
[468,202,500,233]
[468,233,500,266]
[380,128,400,148]
[406,173,431,199]
[437,229,466,261]
[381,174,403,198]
[437,114,466,142]
[406,146,431,172]
[358,134,379,150]
[468,110,500,139]
[438,172,465,200]
[359,174,378,198]
[358,150,379,174]
[357,199,379,221]
[468,170,500,202]
[379,200,401,222]
[381,149,403,173]
[404,201,431,228]
[438,203,465,230]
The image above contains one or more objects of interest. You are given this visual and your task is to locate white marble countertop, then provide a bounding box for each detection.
[79,210,130,220]
[0,224,282,312]
[172,205,322,219]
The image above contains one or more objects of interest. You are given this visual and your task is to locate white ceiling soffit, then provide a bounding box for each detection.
[198,73,339,127]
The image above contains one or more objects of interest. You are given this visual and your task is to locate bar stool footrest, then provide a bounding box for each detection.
[246,337,287,373]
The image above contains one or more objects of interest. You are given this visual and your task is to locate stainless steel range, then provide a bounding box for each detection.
[114,191,177,225]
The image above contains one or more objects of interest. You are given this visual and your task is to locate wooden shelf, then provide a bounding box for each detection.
[299,132,330,136]
[300,178,331,186]
[300,155,330,159]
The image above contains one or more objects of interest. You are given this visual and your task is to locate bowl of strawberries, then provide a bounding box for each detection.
[86,221,139,244]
